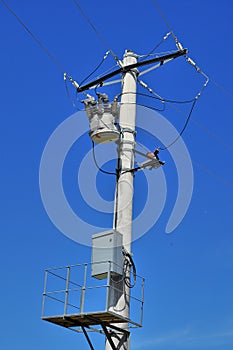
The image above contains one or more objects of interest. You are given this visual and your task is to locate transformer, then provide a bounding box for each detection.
[83,94,120,144]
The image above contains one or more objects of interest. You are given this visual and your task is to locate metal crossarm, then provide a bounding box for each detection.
[77,49,187,93]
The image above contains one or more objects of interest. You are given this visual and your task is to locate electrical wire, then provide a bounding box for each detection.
[72,0,121,66]
[1,0,65,73]
[122,248,137,289]
[139,32,172,61]
[160,98,197,150]
[152,0,179,45]
[116,100,197,151]
[110,248,137,290]
[128,100,197,150]
[5,0,230,173]
[4,0,216,155]
[64,78,82,110]
[136,141,150,153]
[79,51,111,86]
[137,72,208,149]
[115,90,195,105]
[93,64,119,81]
[1,0,85,110]
[92,141,117,176]
[209,77,233,101]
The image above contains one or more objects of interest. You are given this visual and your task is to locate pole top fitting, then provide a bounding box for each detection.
[124,49,138,59]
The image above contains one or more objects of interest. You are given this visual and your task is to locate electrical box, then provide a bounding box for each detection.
[91,230,123,280]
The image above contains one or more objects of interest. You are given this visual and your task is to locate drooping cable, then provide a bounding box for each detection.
[64,78,82,110]
[140,31,172,61]
[115,90,195,105]
[79,51,111,86]
[72,0,121,66]
[1,0,65,73]
[122,248,137,289]
[137,72,209,150]
[92,141,117,176]
[159,98,197,150]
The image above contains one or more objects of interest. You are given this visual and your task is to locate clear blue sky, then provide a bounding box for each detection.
[1,1,233,349]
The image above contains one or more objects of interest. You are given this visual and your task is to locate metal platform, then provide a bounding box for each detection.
[42,262,144,350]
[42,310,132,328]
[42,262,144,328]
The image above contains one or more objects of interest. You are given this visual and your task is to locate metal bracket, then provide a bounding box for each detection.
[62,317,96,350]
[101,324,118,350]
[120,147,135,153]
[120,127,136,136]
[119,140,135,146]
[78,320,130,350]
[77,49,188,93]
[101,324,129,350]
[81,326,95,350]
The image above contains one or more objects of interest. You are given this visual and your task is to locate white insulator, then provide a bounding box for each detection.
[187,57,196,67]
[85,104,93,120]
[111,100,119,117]
[176,41,184,51]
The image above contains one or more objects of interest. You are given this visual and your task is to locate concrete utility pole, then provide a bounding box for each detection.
[42,47,189,350]
[106,50,138,350]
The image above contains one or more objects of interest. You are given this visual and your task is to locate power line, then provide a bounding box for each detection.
[140,32,172,61]
[79,51,111,86]
[209,77,233,101]
[115,90,196,105]
[159,98,197,150]
[138,93,233,154]
[1,0,65,73]
[72,0,121,66]
[92,141,117,176]
[136,76,207,150]
[153,0,233,105]
[152,0,179,46]
[4,0,231,156]
[64,78,82,110]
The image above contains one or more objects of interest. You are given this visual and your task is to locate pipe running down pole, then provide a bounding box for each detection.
[106,50,138,350]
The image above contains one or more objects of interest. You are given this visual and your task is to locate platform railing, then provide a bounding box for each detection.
[42,261,144,329]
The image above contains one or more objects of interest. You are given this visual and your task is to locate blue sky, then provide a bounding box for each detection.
[1,0,233,349]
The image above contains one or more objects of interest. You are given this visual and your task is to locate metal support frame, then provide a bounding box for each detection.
[101,324,129,350]
[102,324,118,350]
[77,49,187,92]
[81,326,95,350]
[77,322,129,350]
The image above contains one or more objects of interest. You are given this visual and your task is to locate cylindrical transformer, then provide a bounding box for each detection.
[84,95,120,144]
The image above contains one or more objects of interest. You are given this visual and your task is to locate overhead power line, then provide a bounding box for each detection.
[79,50,111,86]
[153,0,181,49]
[1,0,65,73]
[153,0,233,103]
[4,0,232,157]
[72,0,121,66]
[140,32,172,61]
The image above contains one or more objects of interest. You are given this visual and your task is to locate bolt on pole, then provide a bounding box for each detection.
[105,50,138,350]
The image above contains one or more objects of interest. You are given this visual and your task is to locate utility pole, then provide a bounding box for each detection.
[42,47,189,350]
[106,50,138,350]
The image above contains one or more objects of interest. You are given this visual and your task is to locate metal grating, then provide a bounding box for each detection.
[42,310,132,328]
